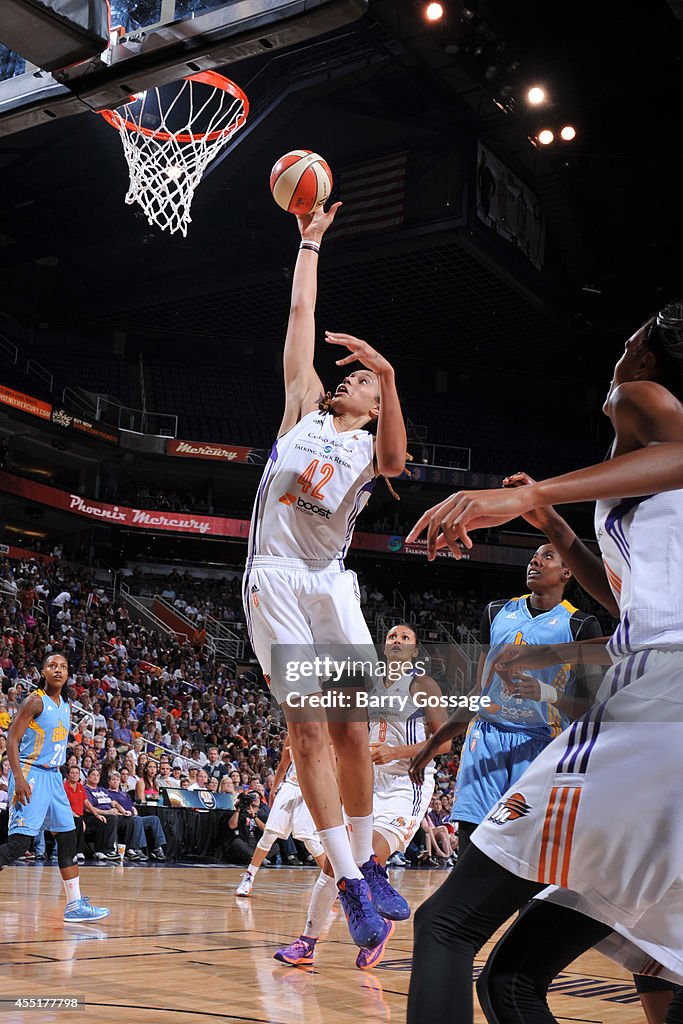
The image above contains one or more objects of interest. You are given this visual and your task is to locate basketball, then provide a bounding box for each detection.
[269,150,333,215]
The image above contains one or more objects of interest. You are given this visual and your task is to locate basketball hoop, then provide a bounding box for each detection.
[99,71,249,236]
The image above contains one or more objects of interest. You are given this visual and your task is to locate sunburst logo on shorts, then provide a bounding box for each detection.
[279,492,297,505]
[488,792,531,825]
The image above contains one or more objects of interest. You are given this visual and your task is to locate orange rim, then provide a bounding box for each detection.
[98,71,249,143]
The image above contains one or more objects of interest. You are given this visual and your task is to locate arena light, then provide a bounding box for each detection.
[560,124,577,141]
[424,2,444,21]
[537,128,554,145]
[527,86,546,105]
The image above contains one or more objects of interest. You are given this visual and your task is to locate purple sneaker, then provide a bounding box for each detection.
[337,876,386,949]
[361,855,410,921]
[356,918,395,970]
[273,936,316,966]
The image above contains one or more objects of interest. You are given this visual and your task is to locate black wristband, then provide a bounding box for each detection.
[299,241,320,254]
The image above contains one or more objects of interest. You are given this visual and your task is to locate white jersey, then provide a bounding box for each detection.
[284,755,299,788]
[595,487,683,656]
[246,410,375,566]
[369,672,434,778]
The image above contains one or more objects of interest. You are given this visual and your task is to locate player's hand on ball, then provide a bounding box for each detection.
[13,777,32,807]
[297,201,342,241]
[325,332,393,376]
[505,674,543,700]
[370,743,398,765]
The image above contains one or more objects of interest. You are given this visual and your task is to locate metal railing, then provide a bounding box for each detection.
[120,582,184,643]
[391,589,406,621]
[410,442,471,471]
[436,620,481,689]
[61,386,97,417]
[96,395,178,438]
[204,614,245,671]
[25,357,52,392]
[0,333,18,364]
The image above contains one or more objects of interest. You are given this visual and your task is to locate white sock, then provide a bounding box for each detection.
[318,825,362,882]
[63,877,80,906]
[304,871,337,940]
[346,814,374,866]
[247,864,259,878]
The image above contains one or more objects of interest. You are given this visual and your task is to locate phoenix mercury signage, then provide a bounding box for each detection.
[166,439,255,462]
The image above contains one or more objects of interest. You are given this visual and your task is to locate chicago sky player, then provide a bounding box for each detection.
[0,652,109,922]
[443,543,601,856]
[242,201,408,954]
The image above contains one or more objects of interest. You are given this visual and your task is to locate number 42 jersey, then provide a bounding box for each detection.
[247,410,376,565]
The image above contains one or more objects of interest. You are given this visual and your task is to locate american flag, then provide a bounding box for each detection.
[334,152,407,238]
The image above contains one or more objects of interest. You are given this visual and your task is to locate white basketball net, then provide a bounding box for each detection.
[101,75,248,236]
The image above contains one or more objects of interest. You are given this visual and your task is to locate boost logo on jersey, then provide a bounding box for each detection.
[280,491,331,518]
[296,497,331,519]
[488,792,531,825]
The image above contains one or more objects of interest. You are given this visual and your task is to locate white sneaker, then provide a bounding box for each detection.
[76,854,86,865]
[236,872,253,897]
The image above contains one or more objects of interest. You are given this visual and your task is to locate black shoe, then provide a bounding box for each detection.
[286,856,302,865]
[150,848,166,861]
[136,849,149,861]
[125,850,140,861]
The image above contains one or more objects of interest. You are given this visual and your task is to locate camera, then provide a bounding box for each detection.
[237,792,255,811]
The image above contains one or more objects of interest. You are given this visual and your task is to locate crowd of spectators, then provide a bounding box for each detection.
[0,552,469,866]
[116,486,211,515]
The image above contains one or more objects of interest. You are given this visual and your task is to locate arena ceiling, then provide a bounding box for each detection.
[0,0,680,381]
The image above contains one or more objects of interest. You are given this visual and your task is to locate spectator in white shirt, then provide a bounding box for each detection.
[91,702,107,731]
[189,768,209,791]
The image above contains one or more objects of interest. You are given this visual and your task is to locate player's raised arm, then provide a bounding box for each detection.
[326,333,407,477]
[408,378,683,558]
[6,693,44,807]
[503,472,619,617]
[278,202,342,437]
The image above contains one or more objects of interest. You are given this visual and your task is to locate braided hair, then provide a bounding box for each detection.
[318,392,413,499]
[643,300,683,402]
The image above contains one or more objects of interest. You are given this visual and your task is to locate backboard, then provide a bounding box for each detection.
[0,0,367,138]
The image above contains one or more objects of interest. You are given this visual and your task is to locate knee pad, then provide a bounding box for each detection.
[256,830,278,854]
[56,830,78,868]
[374,826,401,857]
[0,832,33,866]
[304,837,324,859]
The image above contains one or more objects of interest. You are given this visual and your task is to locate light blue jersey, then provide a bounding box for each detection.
[452,595,601,826]
[478,596,579,738]
[19,688,70,770]
[9,689,74,837]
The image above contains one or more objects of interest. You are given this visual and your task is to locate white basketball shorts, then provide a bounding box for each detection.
[242,556,376,705]
[472,648,683,983]
[266,780,318,844]
[372,767,435,854]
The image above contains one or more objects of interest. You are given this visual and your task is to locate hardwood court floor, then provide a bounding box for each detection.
[0,864,646,1024]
